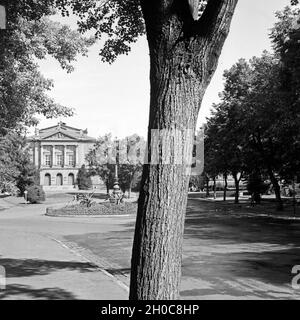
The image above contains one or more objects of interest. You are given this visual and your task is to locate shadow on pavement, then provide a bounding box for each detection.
[0,258,98,278]
[106,268,131,276]
[0,284,76,300]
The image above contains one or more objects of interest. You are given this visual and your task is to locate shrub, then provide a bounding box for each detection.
[247,173,270,204]
[78,193,95,207]
[26,185,46,204]
[77,165,92,190]
[47,202,137,216]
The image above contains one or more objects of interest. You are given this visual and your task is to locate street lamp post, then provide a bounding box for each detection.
[112,138,121,198]
[0,2,7,30]
[24,190,28,204]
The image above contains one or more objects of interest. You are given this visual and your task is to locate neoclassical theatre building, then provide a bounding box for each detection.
[27,122,97,191]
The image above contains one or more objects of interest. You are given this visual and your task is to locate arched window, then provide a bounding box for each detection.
[56,173,63,186]
[68,173,75,186]
[44,174,51,186]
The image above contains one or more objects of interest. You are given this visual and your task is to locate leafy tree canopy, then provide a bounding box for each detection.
[53,0,144,63]
[0,131,38,194]
[86,133,145,193]
[0,0,95,134]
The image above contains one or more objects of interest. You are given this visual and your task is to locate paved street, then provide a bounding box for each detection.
[1,195,300,299]
[64,199,300,299]
[0,195,128,300]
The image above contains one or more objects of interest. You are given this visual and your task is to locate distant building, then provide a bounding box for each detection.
[27,122,97,191]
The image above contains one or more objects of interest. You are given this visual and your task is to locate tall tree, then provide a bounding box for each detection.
[86,133,115,194]
[205,101,246,204]
[130,0,238,300]
[86,133,145,196]
[0,1,94,134]
[207,49,300,210]
[270,6,300,182]
[0,131,38,195]
[55,0,239,300]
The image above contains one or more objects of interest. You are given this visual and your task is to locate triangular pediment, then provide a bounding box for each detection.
[42,132,77,141]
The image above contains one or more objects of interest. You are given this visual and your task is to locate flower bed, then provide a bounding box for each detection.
[46,202,137,217]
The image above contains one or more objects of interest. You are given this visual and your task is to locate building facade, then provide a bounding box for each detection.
[27,122,96,191]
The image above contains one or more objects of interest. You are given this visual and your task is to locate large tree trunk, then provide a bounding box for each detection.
[130,0,238,300]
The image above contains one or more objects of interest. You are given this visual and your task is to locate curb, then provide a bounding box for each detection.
[45,233,130,294]
[45,213,135,218]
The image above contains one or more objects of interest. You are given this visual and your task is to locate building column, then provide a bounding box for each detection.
[64,145,67,167]
[34,143,38,166]
[75,145,79,167]
[40,145,43,168]
[52,145,55,167]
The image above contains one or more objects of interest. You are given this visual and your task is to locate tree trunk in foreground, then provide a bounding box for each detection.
[130,0,238,300]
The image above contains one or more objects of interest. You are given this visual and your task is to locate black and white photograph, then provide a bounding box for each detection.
[0,0,300,310]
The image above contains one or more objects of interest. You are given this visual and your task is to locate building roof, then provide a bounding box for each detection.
[27,122,96,142]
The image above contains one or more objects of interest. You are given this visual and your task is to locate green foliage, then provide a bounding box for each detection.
[16,161,40,196]
[26,185,46,204]
[48,202,137,216]
[86,133,145,194]
[86,133,115,192]
[246,173,270,204]
[53,0,299,64]
[77,165,92,190]
[270,6,300,98]
[0,131,39,195]
[54,0,145,63]
[189,175,205,191]
[78,193,95,208]
[0,1,94,134]
[205,46,300,207]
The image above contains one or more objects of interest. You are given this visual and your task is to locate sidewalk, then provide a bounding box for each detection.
[0,199,128,300]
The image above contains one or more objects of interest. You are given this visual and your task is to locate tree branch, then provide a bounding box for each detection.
[197,0,238,36]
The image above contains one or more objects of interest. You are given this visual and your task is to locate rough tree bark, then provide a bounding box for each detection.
[130,0,238,300]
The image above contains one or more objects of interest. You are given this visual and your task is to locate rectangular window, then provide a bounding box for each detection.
[56,154,63,166]
[45,154,51,166]
[68,154,75,166]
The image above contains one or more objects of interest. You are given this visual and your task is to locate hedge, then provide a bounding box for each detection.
[46,202,137,216]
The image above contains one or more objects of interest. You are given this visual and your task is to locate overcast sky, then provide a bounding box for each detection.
[35,0,293,139]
